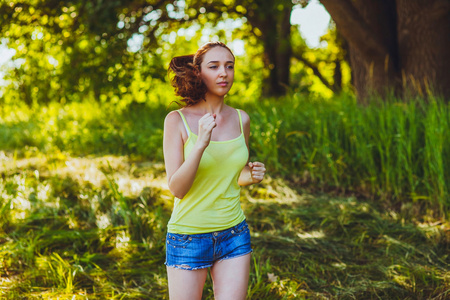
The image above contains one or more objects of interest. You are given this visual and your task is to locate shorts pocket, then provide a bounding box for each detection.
[231,222,249,235]
[166,233,193,249]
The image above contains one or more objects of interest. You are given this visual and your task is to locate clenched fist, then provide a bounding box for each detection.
[196,113,216,149]
[248,162,266,184]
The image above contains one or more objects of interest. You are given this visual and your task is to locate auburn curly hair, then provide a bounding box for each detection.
[168,42,235,106]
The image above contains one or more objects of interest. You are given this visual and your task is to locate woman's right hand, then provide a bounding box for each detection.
[196,113,216,150]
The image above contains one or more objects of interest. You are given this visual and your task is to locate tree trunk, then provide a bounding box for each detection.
[333,59,342,93]
[276,6,292,94]
[319,0,399,101]
[396,0,450,98]
[261,16,282,96]
[249,2,292,96]
[320,0,450,102]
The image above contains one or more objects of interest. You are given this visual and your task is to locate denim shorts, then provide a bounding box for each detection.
[165,219,252,270]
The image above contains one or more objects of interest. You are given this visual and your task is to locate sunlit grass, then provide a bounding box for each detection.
[234,94,449,217]
[0,152,448,299]
[0,93,448,298]
[0,94,448,215]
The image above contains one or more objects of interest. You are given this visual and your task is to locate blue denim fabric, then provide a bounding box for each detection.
[165,219,252,270]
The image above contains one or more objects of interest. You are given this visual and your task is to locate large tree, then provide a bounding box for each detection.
[0,0,343,103]
[319,0,450,101]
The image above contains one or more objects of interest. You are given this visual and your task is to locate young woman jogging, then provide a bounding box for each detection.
[163,41,266,300]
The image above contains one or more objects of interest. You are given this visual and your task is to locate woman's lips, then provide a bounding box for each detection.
[217,82,228,87]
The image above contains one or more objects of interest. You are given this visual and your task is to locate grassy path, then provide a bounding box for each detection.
[1,152,448,299]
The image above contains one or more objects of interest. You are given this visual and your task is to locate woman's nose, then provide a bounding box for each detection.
[219,66,227,77]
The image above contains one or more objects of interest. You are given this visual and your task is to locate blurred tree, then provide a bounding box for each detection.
[0,0,179,104]
[291,23,348,95]
[237,0,294,96]
[319,0,450,102]
[0,0,347,104]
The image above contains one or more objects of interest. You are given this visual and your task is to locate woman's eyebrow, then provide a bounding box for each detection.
[207,60,235,64]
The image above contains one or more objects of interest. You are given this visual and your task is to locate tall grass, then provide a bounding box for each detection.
[239,94,449,216]
[0,93,448,215]
[0,100,166,161]
[0,154,448,298]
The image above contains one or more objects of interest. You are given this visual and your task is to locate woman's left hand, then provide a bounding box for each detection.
[248,162,266,184]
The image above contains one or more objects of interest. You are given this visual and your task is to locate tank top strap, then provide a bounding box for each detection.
[236,109,244,134]
[177,110,191,137]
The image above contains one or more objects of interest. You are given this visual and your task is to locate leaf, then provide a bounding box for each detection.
[267,272,278,283]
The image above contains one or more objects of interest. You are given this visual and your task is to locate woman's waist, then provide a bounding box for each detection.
[167,213,246,235]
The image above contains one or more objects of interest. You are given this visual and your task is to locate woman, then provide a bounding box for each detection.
[163,41,266,300]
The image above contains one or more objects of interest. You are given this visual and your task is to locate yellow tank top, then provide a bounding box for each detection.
[167,109,249,234]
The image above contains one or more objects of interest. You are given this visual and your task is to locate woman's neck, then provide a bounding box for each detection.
[197,94,225,115]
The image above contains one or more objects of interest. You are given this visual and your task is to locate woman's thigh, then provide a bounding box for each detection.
[167,267,208,300]
[210,253,251,300]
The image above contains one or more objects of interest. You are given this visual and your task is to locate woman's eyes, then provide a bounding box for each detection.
[208,65,234,69]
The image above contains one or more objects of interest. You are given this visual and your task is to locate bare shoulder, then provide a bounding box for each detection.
[164,110,182,129]
[165,110,181,122]
[237,108,250,125]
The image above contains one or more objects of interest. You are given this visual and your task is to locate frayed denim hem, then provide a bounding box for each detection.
[164,262,213,271]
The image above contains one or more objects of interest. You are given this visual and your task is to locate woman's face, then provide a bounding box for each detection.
[199,47,235,98]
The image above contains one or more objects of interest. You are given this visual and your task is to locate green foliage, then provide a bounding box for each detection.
[0,154,171,298]
[0,98,169,161]
[1,0,137,104]
[236,94,449,216]
[0,155,448,298]
[0,0,204,105]
[290,22,352,98]
[0,0,352,106]
[1,93,448,214]
[242,183,449,299]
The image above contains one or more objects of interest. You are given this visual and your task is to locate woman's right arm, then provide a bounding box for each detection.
[163,111,215,199]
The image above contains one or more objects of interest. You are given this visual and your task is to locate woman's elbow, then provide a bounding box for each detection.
[168,183,186,199]
[171,191,185,199]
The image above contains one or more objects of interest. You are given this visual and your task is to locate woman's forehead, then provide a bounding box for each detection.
[202,47,235,63]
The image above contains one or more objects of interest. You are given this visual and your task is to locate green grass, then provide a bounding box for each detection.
[0,153,170,299]
[0,153,448,299]
[0,94,449,298]
[1,94,447,215]
[0,100,166,161]
[238,94,449,217]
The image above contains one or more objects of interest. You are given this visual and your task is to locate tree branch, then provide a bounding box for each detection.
[292,52,335,92]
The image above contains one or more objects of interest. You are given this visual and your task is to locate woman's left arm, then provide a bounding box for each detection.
[238,110,266,186]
